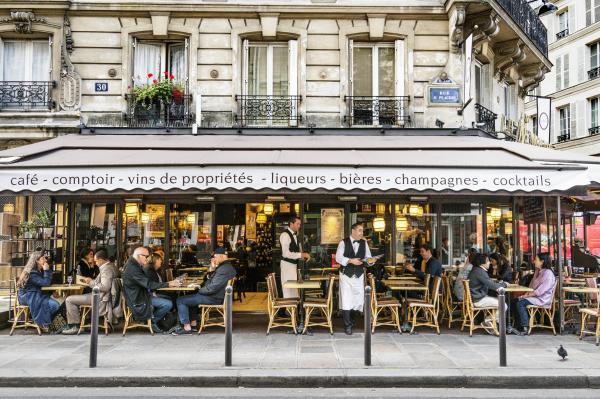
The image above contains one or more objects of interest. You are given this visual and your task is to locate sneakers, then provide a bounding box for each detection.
[61,326,79,335]
[481,319,496,335]
[151,323,163,334]
[171,326,193,336]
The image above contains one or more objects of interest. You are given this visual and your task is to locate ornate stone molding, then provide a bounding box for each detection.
[494,39,526,82]
[59,16,81,111]
[471,11,500,49]
[1,11,46,34]
[450,4,467,54]
[518,63,549,97]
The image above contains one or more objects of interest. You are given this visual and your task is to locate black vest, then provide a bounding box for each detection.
[341,237,365,278]
[282,229,300,265]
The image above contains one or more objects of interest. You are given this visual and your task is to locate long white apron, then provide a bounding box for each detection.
[339,273,364,311]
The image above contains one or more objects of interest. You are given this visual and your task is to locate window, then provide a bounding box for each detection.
[558,106,570,141]
[557,11,569,39]
[591,97,599,134]
[348,40,407,126]
[586,0,600,26]
[503,84,517,120]
[240,40,299,126]
[132,39,188,88]
[474,63,491,108]
[590,42,600,80]
[555,54,569,90]
[531,116,538,136]
[0,39,51,81]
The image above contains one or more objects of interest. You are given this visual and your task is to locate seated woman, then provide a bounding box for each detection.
[453,248,477,301]
[489,253,513,283]
[77,247,99,279]
[16,250,60,332]
[511,252,556,336]
[144,253,174,328]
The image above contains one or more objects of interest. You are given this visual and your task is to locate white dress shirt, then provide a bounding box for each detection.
[335,237,372,266]
[280,227,302,261]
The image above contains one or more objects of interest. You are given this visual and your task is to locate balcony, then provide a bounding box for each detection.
[235,95,301,127]
[589,67,600,81]
[345,96,410,127]
[590,126,600,136]
[0,81,55,110]
[557,133,570,143]
[125,93,193,128]
[555,29,569,40]
[475,103,497,133]
[495,0,548,57]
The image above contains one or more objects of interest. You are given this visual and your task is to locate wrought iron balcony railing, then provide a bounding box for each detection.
[475,103,497,133]
[557,133,570,143]
[496,0,548,58]
[0,81,55,110]
[590,126,600,136]
[125,93,193,128]
[235,95,301,127]
[589,67,600,80]
[556,29,569,40]
[345,96,410,127]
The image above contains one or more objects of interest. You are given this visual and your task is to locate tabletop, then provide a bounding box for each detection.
[308,275,338,281]
[283,280,321,289]
[563,287,600,294]
[309,267,339,272]
[41,284,86,292]
[387,285,427,292]
[157,286,198,292]
[178,267,209,272]
[387,275,420,281]
[503,284,534,293]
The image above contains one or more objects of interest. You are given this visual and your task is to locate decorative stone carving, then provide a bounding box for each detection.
[367,14,386,40]
[494,39,527,81]
[471,11,500,48]
[518,63,548,97]
[59,17,81,111]
[1,11,46,34]
[450,4,467,53]
[260,13,279,38]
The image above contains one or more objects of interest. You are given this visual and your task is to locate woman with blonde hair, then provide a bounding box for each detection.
[17,250,60,331]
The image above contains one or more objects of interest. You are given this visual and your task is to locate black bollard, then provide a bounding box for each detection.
[225,285,233,367]
[364,285,372,366]
[89,286,100,368]
[498,288,507,367]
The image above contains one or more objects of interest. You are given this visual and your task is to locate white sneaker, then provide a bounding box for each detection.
[480,320,496,335]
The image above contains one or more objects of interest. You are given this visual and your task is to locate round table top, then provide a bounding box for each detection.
[283,280,321,289]
[563,287,600,294]
[41,284,86,291]
[503,284,534,292]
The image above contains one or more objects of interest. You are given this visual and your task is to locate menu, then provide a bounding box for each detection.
[523,197,546,224]
[320,208,344,244]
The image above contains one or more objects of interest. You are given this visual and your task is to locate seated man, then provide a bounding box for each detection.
[172,247,236,335]
[122,246,181,333]
[467,253,507,334]
[62,249,117,335]
[405,243,442,291]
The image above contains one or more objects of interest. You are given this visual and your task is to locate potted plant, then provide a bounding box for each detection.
[33,208,55,239]
[17,221,35,239]
[132,72,184,124]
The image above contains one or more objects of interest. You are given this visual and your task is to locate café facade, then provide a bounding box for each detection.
[0,129,599,331]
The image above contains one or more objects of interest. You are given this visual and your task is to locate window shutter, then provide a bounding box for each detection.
[578,99,586,137]
[0,37,4,80]
[586,0,592,26]
[288,39,298,126]
[563,53,569,88]
[570,103,577,138]
[555,56,562,90]
[569,7,576,33]
[242,39,249,96]
[184,37,189,92]
[578,46,586,83]
[596,0,600,23]
[48,36,53,78]
[131,37,137,88]
[482,64,491,109]
[394,39,405,97]
[348,39,354,96]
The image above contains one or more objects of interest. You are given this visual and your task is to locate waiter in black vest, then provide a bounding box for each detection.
[279,216,310,298]
[335,222,372,335]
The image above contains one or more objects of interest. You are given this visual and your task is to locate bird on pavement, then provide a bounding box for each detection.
[557,345,568,360]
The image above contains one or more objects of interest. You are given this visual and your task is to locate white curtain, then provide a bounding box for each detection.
[169,44,185,86]
[3,40,50,81]
[133,43,161,87]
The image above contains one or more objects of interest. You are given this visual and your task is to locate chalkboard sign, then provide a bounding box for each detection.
[523,197,546,224]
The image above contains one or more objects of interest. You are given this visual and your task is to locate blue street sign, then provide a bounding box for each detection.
[429,87,460,104]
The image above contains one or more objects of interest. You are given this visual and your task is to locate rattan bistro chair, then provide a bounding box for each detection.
[442,274,462,328]
[197,278,235,333]
[302,275,336,334]
[78,304,110,335]
[119,278,154,336]
[369,274,401,333]
[461,279,498,337]
[579,286,600,346]
[407,276,442,334]
[526,281,558,335]
[266,273,299,335]
[9,278,41,336]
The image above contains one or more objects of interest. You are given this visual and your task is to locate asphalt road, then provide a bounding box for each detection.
[0,388,599,398]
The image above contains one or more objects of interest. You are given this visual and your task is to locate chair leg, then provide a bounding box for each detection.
[122,314,129,336]
[291,307,298,334]
[302,307,312,334]
[147,319,154,336]
[78,307,90,335]
[528,308,535,335]
[579,313,586,340]
[104,316,109,336]
[596,316,600,346]
[548,310,556,336]
[266,309,275,335]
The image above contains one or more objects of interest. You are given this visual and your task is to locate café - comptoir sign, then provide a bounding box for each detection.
[0,166,590,193]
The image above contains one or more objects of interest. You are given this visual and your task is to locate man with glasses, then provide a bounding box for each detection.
[122,246,181,333]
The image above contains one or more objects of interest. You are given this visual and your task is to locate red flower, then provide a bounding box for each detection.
[152,79,157,84]
[147,73,153,78]
[163,71,168,76]
[169,74,174,79]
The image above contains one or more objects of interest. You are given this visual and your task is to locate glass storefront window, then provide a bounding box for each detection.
[440,203,481,267]
[169,204,213,266]
[74,203,118,263]
[485,204,513,259]
[123,203,166,258]
[396,203,437,265]
[302,203,343,268]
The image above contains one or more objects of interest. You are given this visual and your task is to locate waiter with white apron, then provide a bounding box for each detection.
[279,216,310,298]
[335,222,372,335]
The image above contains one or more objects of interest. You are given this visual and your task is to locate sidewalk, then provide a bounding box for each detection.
[1,314,599,388]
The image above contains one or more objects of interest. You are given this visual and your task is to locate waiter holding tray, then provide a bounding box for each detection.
[335,222,376,335]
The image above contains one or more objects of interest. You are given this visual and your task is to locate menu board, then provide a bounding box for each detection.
[523,197,546,224]
[320,208,344,244]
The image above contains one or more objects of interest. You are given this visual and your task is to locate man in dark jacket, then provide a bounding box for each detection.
[172,247,236,335]
[122,247,180,333]
[467,253,507,334]
[405,243,442,291]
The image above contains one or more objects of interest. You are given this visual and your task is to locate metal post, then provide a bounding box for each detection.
[498,287,507,367]
[364,285,372,366]
[225,285,233,367]
[89,286,100,368]
[557,196,564,335]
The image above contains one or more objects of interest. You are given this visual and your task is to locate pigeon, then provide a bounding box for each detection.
[557,345,568,360]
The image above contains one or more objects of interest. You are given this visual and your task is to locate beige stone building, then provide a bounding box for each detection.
[0,0,550,145]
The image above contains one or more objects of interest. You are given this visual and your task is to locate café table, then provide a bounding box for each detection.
[41,284,86,295]
[563,286,600,307]
[178,267,209,273]
[502,284,534,332]
[283,279,321,334]
[157,286,198,292]
[383,279,427,332]
[309,267,339,274]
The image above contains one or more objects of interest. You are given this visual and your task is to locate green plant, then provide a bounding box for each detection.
[133,72,185,109]
[33,208,55,227]
[17,221,35,238]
